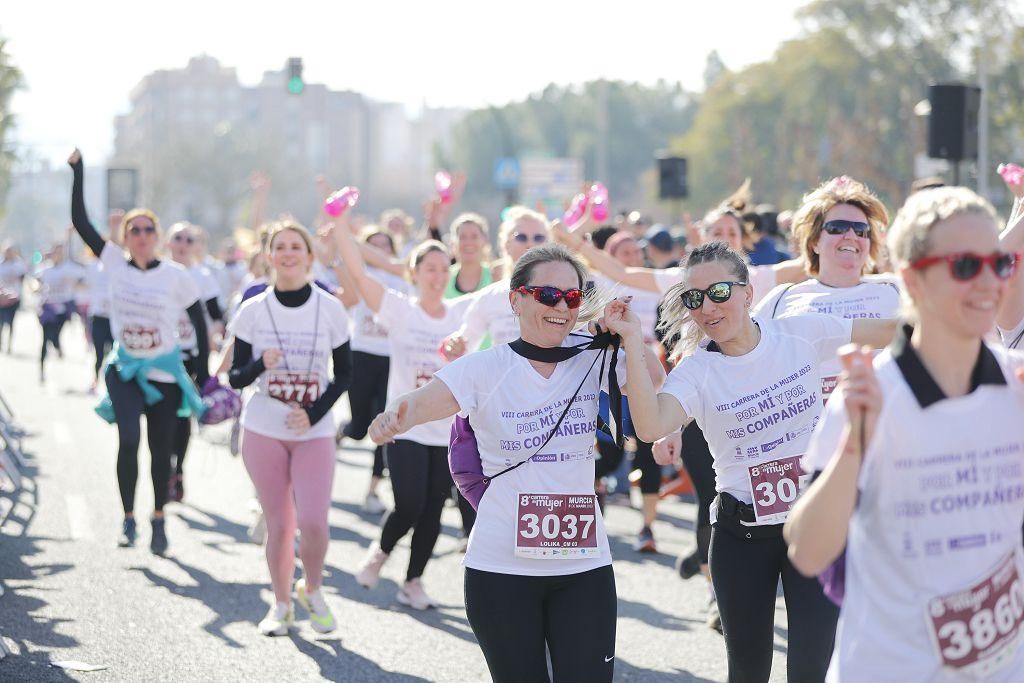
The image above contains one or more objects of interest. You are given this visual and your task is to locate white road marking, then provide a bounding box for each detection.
[65,493,95,541]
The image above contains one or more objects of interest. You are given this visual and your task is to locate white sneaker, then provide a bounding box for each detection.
[257,601,293,636]
[355,543,389,590]
[397,578,435,610]
[364,492,386,515]
[296,578,336,633]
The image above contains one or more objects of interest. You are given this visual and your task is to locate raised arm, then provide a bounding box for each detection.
[332,220,386,312]
[552,223,663,292]
[368,378,461,445]
[67,149,105,257]
[771,257,810,285]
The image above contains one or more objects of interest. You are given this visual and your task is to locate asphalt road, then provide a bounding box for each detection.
[0,312,790,682]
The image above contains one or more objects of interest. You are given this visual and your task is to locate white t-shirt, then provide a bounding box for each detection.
[457,279,522,352]
[36,260,85,308]
[659,314,852,523]
[0,258,27,300]
[653,263,778,307]
[102,243,200,381]
[84,260,111,318]
[805,345,1024,682]
[229,287,350,441]
[375,289,471,446]
[349,268,408,356]
[177,264,222,354]
[594,275,662,344]
[435,335,627,576]
[754,276,901,402]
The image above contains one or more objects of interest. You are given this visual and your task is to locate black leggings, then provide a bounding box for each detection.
[710,527,838,683]
[681,422,716,564]
[172,355,201,476]
[40,311,69,367]
[91,315,114,378]
[344,350,390,479]
[379,439,451,581]
[106,366,183,514]
[465,565,617,683]
[0,302,17,350]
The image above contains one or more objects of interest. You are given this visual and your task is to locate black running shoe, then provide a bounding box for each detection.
[150,517,168,556]
[675,550,701,580]
[118,517,137,547]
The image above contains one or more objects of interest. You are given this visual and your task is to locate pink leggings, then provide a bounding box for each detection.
[242,430,336,603]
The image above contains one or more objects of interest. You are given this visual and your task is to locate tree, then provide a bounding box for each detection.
[0,36,24,220]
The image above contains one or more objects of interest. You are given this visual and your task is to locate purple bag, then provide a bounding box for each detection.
[199,377,242,426]
[449,416,488,510]
[818,549,846,606]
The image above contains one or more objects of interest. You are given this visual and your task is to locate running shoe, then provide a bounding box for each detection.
[168,474,184,503]
[257,602,293,637]
[633,526,657,553]
[296,578,336,633]
[118,517,137,547]
[363,492,386,515]
[706,597,723,634]
[397,578,435,610]
[675,550,701,580]
[150,517,168,556]
[354,543,390,590]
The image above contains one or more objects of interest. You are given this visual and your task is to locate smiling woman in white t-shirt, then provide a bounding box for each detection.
[366,243,664,683]
[334,217,472,612]
[619,241,897,682]
[786,187,1024,682]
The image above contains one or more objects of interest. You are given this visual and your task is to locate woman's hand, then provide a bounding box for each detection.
[368,400,410,445]
[262,348,284,369]
[653,431,682,466]
[440,333,467,361]
[68,148,82,166]
[837,344,882,455]
[550,221,584,250]
[600,297,641,342]
[286,405,311,434]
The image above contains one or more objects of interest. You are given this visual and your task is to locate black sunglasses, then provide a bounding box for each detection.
[822,220,870,238]
[512,232,547,244]
[681,281,747,310]
[515,285,584,309]
[128,224,157,236]
[910,251,1020,281]
[172,234,194,244]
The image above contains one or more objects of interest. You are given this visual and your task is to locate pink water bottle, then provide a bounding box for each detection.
[588,182,609,222]
[324,186,360,217]
[562,193,589,226]
[435,171,454,204]
[998,163,1024,186]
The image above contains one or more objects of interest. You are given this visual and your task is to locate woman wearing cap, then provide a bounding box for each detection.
[623,240,896,682]
[786,186,1024,681]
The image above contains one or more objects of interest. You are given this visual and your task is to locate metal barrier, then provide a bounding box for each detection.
[0,386,27,491]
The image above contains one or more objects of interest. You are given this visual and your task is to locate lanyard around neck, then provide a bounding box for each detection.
[264,290,320,374]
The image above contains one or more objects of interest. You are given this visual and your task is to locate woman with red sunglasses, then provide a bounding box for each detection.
[617,240,896,682]
[368,242,664,682]
[785,186,1024,681]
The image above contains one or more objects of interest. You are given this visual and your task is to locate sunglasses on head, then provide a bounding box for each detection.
[822,220,871,238]
[680,281,747,310]
[172,234,194,244]
[910,251,1020,281]
[128,224,157,236]
[512,232,547,244]
[515,285,584,309]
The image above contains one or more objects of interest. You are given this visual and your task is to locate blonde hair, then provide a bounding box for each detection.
[887,186,998,319]
[265,220,315,285]
[120,208,160,242]
[791,176,889,276]
[498,206,550,251]
[656,242,750,363]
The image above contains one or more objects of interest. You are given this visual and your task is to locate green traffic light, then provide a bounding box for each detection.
[288,77,304,94]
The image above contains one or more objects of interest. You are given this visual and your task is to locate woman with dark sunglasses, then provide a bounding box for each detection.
[368,243,664,683]
[619,240,896,682]
[786,186,1024,681]
[333,215,473,611]
[68,148,209,555]
[166,222,225,503]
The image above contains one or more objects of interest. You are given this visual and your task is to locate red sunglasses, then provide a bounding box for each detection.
[515,285,585,309]
[910,251,1021,281]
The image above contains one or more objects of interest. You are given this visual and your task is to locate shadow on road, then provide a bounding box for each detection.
[287,633,431,681]
[615,657,720,682]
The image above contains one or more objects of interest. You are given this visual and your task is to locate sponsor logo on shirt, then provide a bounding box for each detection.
[949,534,987,551]
[760,437,785,454]
[530,453,558,463]
[559,451,592,462]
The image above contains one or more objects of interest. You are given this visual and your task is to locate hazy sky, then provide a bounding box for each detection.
[4,1,806,165]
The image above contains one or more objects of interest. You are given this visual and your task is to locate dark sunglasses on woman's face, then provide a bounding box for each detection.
[172,234,194,244]
[822,220,870,238]
[681,281,747,310]
[512,232,547,244]
[515,285,584,309]
[910,251,1021,281]
[128,224,157,236]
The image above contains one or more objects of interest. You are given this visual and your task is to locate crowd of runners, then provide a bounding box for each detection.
[1,148,1022,682]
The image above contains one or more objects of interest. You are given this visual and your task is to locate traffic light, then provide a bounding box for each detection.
[287,57,304,95]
